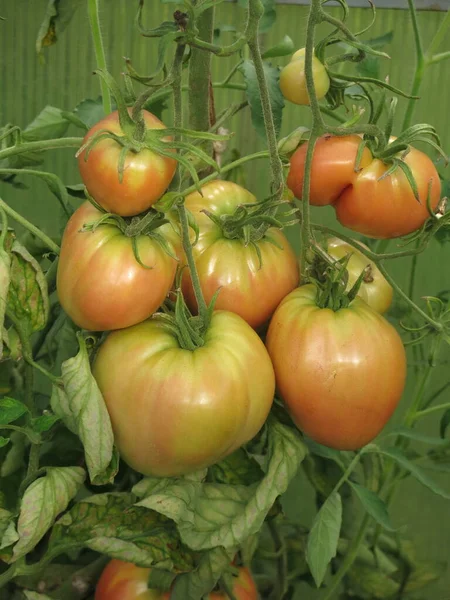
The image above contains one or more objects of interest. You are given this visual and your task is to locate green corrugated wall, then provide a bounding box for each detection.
[0,2,449,598]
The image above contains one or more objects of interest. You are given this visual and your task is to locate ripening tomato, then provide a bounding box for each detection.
[57,202,177,331]
[78,110,177,217]
[266,284,406,450]
[287,135,440,238]
[181,181,299,329]
[326,237,393,314]
[95,560,258,600]
[93,311,275,477]
[335,146,441,238]
[279,48,330,105]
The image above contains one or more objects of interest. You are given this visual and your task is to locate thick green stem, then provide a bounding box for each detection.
[188,3,215,133]
[268,520,288,600]
[402,0,425,130]
[323,514,371,600]
[177,204,208,322]
[0,564,16,589]
[88,0,112,115]
[0,198,60,255]
[247,0,283,197]
[0,137,82,162]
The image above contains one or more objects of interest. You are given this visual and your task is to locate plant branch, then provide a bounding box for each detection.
[0,138,82,162]
[88,0,112,115]
[0,198,60,255]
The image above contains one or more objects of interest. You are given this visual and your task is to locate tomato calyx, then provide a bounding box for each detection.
[310,246,367,311]
[201,191,298,265]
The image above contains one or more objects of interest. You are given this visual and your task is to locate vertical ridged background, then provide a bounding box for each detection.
[0,2,449,598]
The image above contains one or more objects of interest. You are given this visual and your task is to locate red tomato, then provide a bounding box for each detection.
[287,135,372,206]
[93,311,275,477]
[335,147,441,238]
[95,560,258,600]
[181,181,299,329]
[57,202,177,331]
[287,135,441,238]
[266,284,406,450]
[78,110,177,217]
[326,237,393,314]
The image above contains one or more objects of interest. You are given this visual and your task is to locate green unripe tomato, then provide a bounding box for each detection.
[279,48,330,105]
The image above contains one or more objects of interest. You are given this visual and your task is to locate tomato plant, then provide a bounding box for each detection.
[326,237,393,314]
[266,284,407,450]
[57,202,177,331]
[78,110,177,217]
[93,311,275,477]
[279,48,330,105]
[180,180,299,328]
[95,560,258,600]
[2,0,450,599]
[288,135,441,238]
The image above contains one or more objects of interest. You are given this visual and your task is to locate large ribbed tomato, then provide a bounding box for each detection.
[287,135,441,238]
[95,560,258,600]
[93,311,275,477]
[181,180,300,329]
[57,202,176,331]
[266,284,406,450]
[78,110,176,216]
[326,237,393,314]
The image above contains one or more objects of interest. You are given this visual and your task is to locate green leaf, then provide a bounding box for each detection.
[404,560,447,592]
[262,35,295,59]
[0,436,9,448]
[73,98,108,129]
[0,397,28,425]
[0,247,11,359]
[346,564,399,599]
[171,547,233,600]
[31,413,60,433]
[1,431,26,477]
[239,60,284,139]
[368,447,450,500]
[260,0,277,33]
[147,568,177,593]
[23,106,70,142]
[306,491,342,587]
[7,239,49,334]
[23,592,54,600]
[365,31,394,49]
[48,493,194,571]
[50,335,116,485]
[385,427,449,447]
[12,467,85,561]
[135,420,306,551]
[36,0,84,54]
[440,409,450,438]
[0,508,19,550]
[349,482,395,531]
[208,448,263,485]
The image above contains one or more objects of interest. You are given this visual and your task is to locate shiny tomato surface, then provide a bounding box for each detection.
[182,180,299,328]
[266,284,406,450]
[335,147,441,238]
[78,110,176,216]
[57,202,176,331]
[93,311,275,477]
[287,135,371,206]
[287,136,440,238]
[327,237,393,314]
[95,560,258,600]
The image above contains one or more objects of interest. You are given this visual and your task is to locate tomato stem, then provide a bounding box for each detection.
[0,137,83,162]
[0,198,60,255]
[247,0,284,201]
[87,0,112,116]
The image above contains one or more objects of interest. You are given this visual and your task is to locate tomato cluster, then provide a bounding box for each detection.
[95,560,258,600]
[287,134,441,239]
